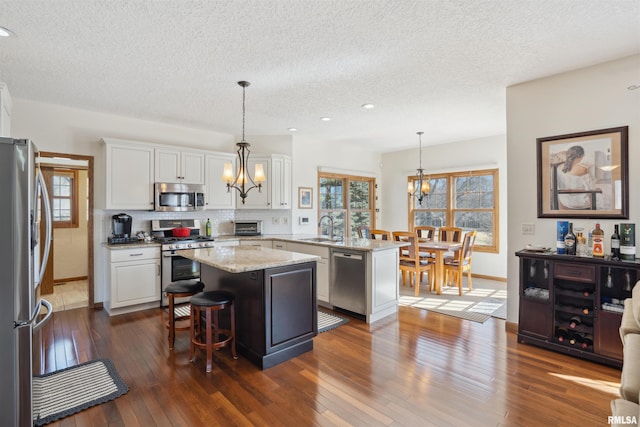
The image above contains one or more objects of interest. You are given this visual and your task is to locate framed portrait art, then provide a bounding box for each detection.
[536,126,629,219]
[298,187,313,209]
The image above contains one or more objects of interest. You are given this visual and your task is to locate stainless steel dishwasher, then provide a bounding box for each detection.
[330,248,366,315]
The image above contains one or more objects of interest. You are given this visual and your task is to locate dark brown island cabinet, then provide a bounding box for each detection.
[516,250,638,368]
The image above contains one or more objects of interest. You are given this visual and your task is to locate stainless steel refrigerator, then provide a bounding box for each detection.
[0,138,53,427]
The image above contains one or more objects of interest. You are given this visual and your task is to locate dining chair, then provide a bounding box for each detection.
[370,229,392,240]
[443,230,477,295]
[415,225,437,259]
[357,225,371,239]
[392,231,434,295]
[438,226,463,243]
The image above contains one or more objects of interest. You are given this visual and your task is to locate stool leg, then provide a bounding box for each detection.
[230,301,237,359]
[205,308,213,373]
[168,294,175,350]
[213,310,220,349]
[189,306,197,363]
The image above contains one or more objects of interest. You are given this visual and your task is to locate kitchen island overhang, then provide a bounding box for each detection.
[180,246,320,369]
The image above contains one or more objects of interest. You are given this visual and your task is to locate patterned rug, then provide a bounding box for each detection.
[33,359,129,426]
[399,281,507,323]
[318,310,349,333]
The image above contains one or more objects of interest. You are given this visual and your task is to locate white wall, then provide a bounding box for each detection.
[381,135,508,279]
[506,54,640,323]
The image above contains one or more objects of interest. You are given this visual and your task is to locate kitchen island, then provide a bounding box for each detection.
[180,245,319,369]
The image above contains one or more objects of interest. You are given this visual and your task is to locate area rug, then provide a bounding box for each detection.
[33,359,129,426]
[318,310,349,333]
[399,281,507,323]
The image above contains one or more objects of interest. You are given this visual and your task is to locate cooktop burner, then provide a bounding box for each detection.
[154,235,214,244]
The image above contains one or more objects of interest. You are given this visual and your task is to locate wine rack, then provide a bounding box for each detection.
[517,251,638,368]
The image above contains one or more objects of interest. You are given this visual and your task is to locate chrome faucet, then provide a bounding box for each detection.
[318,214,334,240]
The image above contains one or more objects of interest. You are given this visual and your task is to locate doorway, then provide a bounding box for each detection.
[39,152,94,310]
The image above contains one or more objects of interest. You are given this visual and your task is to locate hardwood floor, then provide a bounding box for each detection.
[39,305,621,426]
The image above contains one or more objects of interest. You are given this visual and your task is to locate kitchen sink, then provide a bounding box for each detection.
[301,237,341,243]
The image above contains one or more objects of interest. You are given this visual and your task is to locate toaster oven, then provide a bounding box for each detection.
[234,220,263,236]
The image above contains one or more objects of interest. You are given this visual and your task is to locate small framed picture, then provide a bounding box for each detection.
[298,187,313,209]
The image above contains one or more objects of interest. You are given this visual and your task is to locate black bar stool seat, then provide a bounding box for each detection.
[189,290,237,372]
[165,280,205,350]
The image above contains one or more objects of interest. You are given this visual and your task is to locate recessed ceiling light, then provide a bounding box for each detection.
[287,128,297,132]
[361,103,375,109]
[320,117,331,121]
[0,26,14,37]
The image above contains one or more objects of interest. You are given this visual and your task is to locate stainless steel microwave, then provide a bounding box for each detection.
[154,182,206,212]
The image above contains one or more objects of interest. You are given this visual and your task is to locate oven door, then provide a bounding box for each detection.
[161,251,201,307]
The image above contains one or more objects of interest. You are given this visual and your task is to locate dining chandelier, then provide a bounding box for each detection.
[222,81,266,204]
[407,131,430,203]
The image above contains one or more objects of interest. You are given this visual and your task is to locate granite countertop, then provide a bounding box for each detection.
[215,234,406,252]
[180,245,321,273]
[104,241,161,250]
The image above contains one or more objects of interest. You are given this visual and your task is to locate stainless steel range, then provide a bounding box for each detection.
[152,219,214,307]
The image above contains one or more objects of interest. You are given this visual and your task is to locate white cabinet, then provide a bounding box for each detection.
[272,241,288,250]
[0,82,12,137]
[272,155,292,209]
[205,153,236,209]
[103,138,155,210]
[106,247,160,313]
[286,242,330,306]
[155,148,205,184]
[236,154,291,210]
[214,239,239,247]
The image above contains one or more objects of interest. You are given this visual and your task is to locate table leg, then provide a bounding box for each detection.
[435,251,444,295]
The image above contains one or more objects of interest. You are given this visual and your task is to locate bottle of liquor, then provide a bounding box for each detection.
[587,226,594,256]
[582,334,593,349]
[564,223,576,255]
[556,327,569,343]
[592,223,604,258]
[611,224,621,260]
[569,315,581,329]
[205,218,212,237]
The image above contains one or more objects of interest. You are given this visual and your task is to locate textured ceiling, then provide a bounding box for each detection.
[0,0,638,152]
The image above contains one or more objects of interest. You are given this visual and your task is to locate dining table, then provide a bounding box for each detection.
[418,240,463,294]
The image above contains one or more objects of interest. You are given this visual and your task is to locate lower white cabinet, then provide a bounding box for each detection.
[239,239,272,248]
[107,247,160,313]
[286,242,330,306]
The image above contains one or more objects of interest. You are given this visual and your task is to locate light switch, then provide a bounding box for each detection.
[522,224,535,235]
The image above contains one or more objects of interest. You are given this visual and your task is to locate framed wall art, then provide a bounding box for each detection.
[298,187,313,209]
[537,126,629,219]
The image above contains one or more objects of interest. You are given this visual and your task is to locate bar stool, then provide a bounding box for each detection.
[189,290,237,373]
[165,280,205,350]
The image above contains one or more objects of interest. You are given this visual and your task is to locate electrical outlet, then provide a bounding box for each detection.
[522,223,535,235]
[282,217,288,225]
[272,217,280,225]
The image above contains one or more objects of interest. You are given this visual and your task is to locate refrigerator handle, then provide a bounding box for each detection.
[33,298,53,331]
[35,168,53,286]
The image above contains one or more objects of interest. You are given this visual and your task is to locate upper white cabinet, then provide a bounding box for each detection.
[0,82,12,137]
[103,138,155,210]
[155,148,205,184]
[236,154,291,210]
[205,153,236,210]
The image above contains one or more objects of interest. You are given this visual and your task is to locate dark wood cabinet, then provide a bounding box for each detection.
[516,251,637,368]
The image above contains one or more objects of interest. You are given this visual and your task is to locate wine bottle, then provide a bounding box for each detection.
[564,222,576,255]
[570,332,585,346]
[569,315,581,329]
[556,327,569,343]
[592,223,604,258]
[205,218,212,237]
[611,224,621,260]
[582,334,593,349]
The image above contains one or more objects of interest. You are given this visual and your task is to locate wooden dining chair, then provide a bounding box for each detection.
[438,226,463,243]
[356,225,371,238]
[392,231,434,295]
[443,230,477,295]
[370,229,392,240]
[415,225,437,259]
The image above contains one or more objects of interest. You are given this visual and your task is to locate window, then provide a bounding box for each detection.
[318,173,375,239]
[409,169,498,252]
[52,169,79,228]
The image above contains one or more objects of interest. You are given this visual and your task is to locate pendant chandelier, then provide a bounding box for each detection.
[222,81,266,204]
[407,131,430,203]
